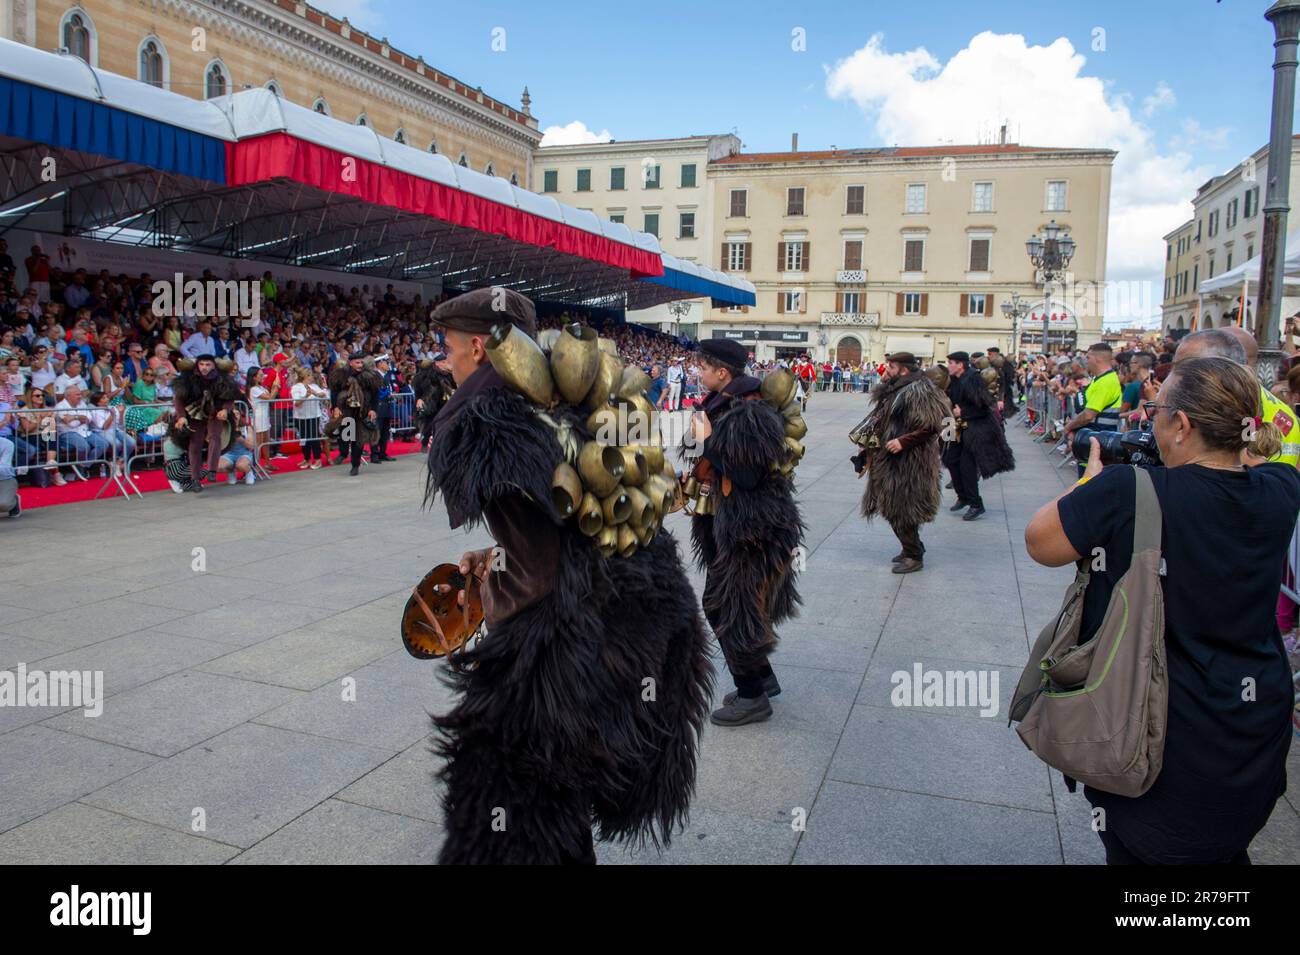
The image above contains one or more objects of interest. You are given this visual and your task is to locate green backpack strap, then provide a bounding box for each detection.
[1130,466,1162,554]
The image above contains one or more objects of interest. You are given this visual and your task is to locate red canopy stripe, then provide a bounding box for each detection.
[225,133,663,277]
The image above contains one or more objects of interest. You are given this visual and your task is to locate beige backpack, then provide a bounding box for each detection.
[1010,466,1168,797]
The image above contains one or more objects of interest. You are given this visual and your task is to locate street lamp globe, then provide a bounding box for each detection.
[1026,235,1044,260]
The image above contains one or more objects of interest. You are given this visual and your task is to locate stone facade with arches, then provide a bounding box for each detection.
[4,0,538,184]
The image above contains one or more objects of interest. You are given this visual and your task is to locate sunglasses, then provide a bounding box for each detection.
[1141,402,1174,418]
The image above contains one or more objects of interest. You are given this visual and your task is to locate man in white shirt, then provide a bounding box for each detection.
[234,337,261,376]
[180,319,217,359]
[29,349,56,393]
[666,359,684,411]
[55,385,110,474]
[53,355,88,398]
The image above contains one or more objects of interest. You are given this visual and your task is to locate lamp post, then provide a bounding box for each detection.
[1255,0,1300,387]
[666,299,692,338]
[1000,291,1030,357]
[1026,220,1076,355]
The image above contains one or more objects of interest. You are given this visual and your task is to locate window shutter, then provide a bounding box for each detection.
[800,292,807,314]
[777,293,785,314]
[721,244,729,271]
[920,294,929,316]
[895,292,904,314]
[743,243,752,271]
[742,305,749,314]
[777,242,786,272]
[959,294,968,317]
[836,292,843,312]
[803,243,810,272]
[987,294,995,315]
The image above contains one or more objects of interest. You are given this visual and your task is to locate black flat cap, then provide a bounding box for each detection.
[946,351,970,364]
[699,338,748,368]
[431,287,537,340]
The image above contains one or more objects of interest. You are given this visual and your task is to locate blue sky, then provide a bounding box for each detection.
[330,0,1290,323]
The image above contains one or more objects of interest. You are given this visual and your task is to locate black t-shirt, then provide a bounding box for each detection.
[1057,463,1300,862]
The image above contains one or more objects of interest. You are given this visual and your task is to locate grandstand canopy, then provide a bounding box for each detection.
[0,38,754,310]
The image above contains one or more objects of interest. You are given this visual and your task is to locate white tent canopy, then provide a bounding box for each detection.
[1198,232,1300,295]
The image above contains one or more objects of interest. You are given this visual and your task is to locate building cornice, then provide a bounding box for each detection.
[707,153,1116,176]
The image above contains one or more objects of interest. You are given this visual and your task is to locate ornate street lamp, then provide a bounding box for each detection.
[1026,219,1076,353]
[1001,290,1030,356]
[666,299,692,337]
[1254,0,1300,386]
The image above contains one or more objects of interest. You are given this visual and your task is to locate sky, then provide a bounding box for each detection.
[325,0,1288,327]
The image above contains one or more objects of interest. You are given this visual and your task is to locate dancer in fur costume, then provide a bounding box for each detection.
[424,287,712,865]
[172,354,240,492]
[851,352,949,574]
[412,359,456,450]
[946,350,1015,521]
[688,338,804,727]
[327,353,383,476]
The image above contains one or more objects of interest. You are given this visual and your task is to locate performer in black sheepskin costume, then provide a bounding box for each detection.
[412,360,456,449]
[688,339,804,727]
[945,351,1015,521]
[171,354,241,489]
[853,352,950,573]
[424,288,713,865]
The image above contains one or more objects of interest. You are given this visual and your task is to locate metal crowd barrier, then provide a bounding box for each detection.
[7,405,133,499]
[386,392,416,441]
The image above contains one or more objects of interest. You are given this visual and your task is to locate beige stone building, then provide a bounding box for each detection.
[532,134,740,333]
[1160,137,1300,335]
[706,142,1115,364]
[2,0,540,182]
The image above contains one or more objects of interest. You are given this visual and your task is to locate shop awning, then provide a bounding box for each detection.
[641,254,755,306]
[884,335,934,357]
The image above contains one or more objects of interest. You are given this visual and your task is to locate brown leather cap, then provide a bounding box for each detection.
[431,287,537,340]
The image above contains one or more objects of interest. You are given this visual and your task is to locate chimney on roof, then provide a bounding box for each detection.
[792,132,798,152]
[999,123,1007,146]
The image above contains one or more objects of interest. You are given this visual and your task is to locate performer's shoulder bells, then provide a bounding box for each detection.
[423,324,713,865]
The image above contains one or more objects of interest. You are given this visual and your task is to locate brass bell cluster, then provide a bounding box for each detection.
[761,368,807,479]
[492,322,672,560]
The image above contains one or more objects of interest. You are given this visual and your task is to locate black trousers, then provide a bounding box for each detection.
[1098,827,1250,866]
[954,442,983,509]
[701,566,776,699]
[375,414,391,456]
[889,518,924,559]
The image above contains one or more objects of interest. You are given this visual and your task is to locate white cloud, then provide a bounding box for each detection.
[1142,81,1176,118]
[1170,118,1231,150]
[539,121,613,147]
[825,31,1217,323]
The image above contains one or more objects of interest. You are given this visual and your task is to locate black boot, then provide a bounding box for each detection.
[349,464,360,476]
[710,693,773,726]
[962,506,986,521]
[892,557,924,574]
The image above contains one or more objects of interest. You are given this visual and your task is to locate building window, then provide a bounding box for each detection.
[905,183,926,214]
[610,167,625,190]
[138,38,166,89]
[1227,251,1233,271]
[356,114,369,127]
[1046,180,1067,211]
[842,292,861,314]
[543,170,558,192]
[643,164,661,189]
[204,61,228,99]
[843,240,863,271]
[903,238,924,272]
[782,291,804,313]
[902,292,923,316]
[787,187,805,216]
[1167,243,1172,262]
[1192,265,1198,289]
[313,98,330,115]
[458,154,468,168]
[429,139,438,154]
[265,81,281,97]
[681,163,697,188]
[968,293,988,316]
[1246,186,1260,218]
[644,213,659,237]
[729,189,748,217]
[393,128,406,144]
[969,238,991,272]
[62,10,95,65]
[609,214,624,224]
[485,163,495,177]
[1209,209,1221,237]
[679,212,695,239]
[576,168,591,192]
[1248,244,1254,259]
[727,242,749,271]
[972,181,993,213]
[510,172,519,186]
[1227,198,1239,229]
[784,241,805,272]
[1165,277,1170,299]
[845,185,865,215]
[1196,219,1202,242]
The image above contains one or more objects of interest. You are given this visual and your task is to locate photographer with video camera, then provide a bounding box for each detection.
[1062,343,1122,475]
[1025,356,1300,864]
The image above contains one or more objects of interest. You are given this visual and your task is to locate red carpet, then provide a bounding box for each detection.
[18,440,424,509]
